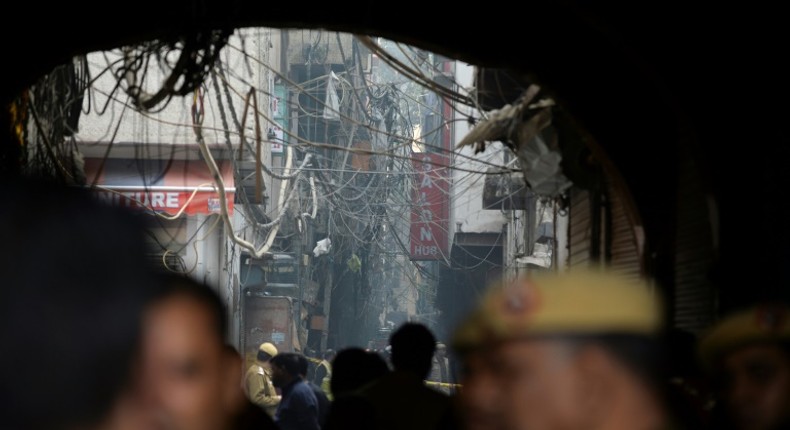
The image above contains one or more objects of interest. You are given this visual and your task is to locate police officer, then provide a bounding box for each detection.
[451,269,668,430]
[244,342,281,417]
[698,303,790,430]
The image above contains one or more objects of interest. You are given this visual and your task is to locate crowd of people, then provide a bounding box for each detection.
[2,177,788,430]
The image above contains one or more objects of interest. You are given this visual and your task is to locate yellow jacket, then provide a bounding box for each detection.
[316,359,333,400]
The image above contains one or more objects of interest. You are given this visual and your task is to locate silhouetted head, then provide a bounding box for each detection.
[389,322,437,378]
[330,347,389,396]
[270,352,304,388]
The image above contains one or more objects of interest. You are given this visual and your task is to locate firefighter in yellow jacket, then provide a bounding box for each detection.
[244,342,281,417]
[313,349,336,400]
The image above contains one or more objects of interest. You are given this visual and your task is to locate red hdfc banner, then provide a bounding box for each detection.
[410,153,450,260]
[84,158,235,216]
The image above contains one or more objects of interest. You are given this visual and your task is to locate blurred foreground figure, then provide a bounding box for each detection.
[699,303,790,430]
[452,269,668,430]
[322,347,389,430]
[328,347,389,398]
[0,178,161,430]
[141,272,278,430]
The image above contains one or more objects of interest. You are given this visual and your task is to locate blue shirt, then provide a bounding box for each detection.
[275,378,320,430]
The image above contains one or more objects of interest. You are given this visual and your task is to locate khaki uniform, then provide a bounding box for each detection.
[244,362,281,417]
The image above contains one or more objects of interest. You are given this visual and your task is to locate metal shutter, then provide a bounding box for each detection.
[673,148,716,335]
[569,187,592,268]
[606,173,643,281]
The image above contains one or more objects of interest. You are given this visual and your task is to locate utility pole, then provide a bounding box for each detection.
[295,177,303,351]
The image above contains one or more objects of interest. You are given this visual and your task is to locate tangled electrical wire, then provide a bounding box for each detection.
[121,28,232,112]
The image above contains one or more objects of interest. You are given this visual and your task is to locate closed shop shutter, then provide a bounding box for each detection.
[569,187,592,268]
[606,173,643,281]
[568,170,644,282]
[144,217,188,272]
[674,148,716,335]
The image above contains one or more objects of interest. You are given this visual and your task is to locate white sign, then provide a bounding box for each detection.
[271,126,284,154]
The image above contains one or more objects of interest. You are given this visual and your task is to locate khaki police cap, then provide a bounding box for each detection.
[698,303,790,371]
[259,342,278,358]
[452,269,662,351]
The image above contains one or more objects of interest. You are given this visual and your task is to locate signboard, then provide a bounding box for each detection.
[271,83,288,155]
[410,153,450,260]
[242,293,296,369]
[270,126,284,154]
[94,190,229,216]
[84,158,235,216]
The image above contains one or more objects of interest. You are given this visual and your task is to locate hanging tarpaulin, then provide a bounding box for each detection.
[456,86,572,197]
[322,71,341,120]
[84,157,235,216]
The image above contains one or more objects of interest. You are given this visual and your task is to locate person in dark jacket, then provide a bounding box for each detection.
[297,354,330,428]
[270,352,320,430]
[353,323,457,430]
[322,348,389,430]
